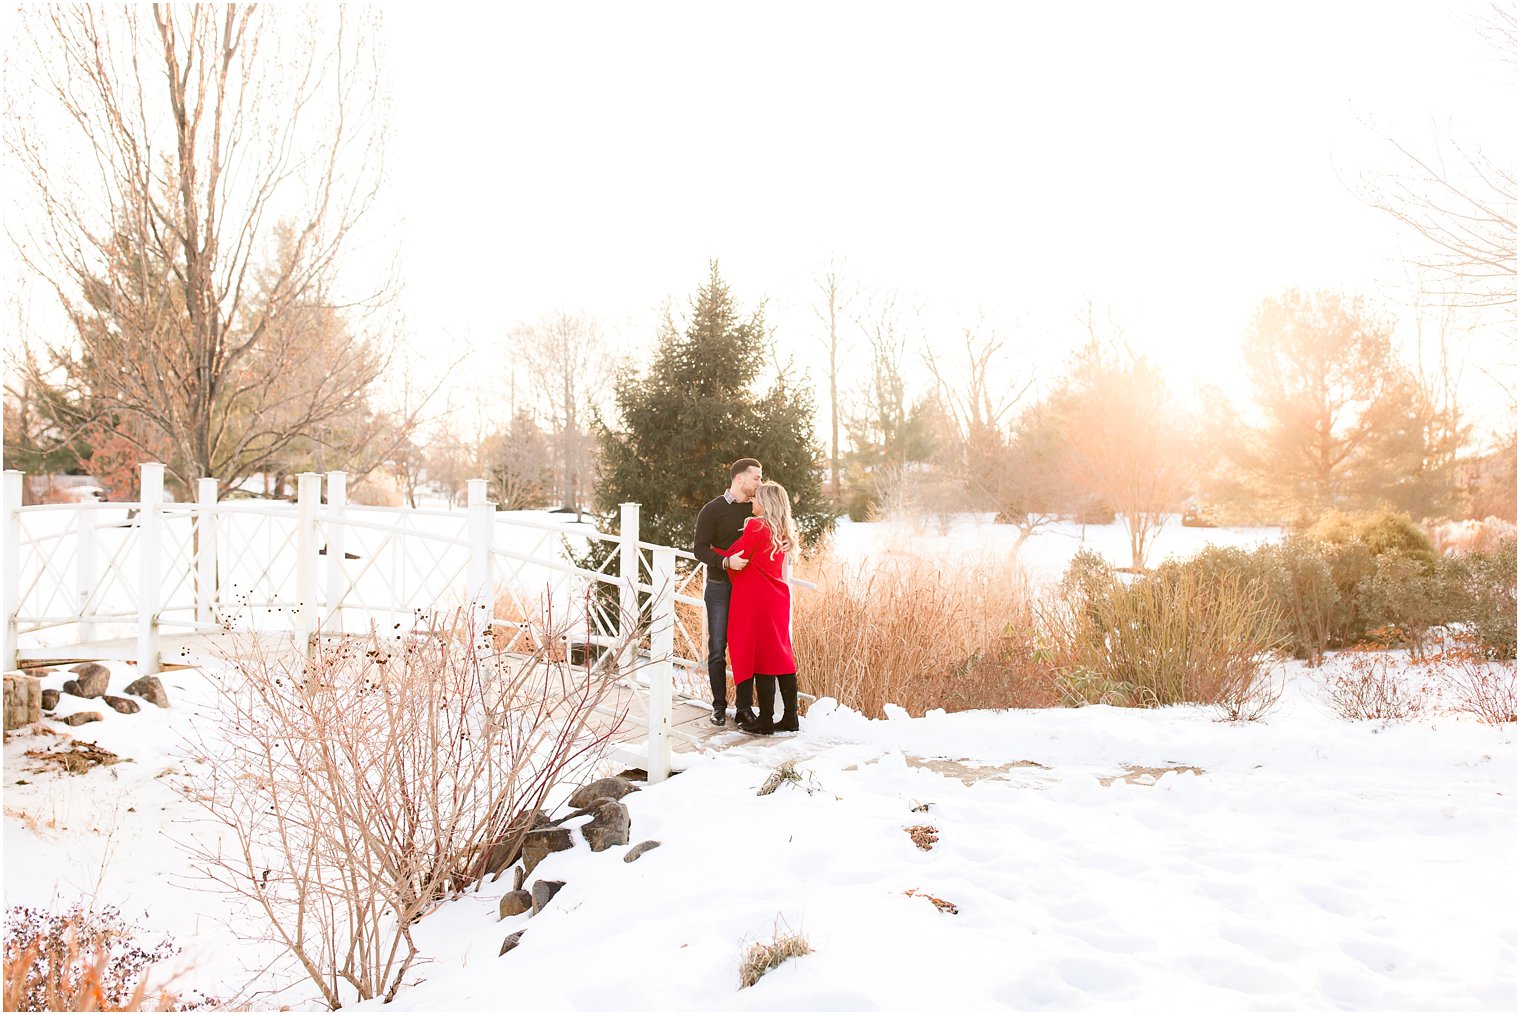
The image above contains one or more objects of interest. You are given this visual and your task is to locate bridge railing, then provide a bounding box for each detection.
[3,464,704,781]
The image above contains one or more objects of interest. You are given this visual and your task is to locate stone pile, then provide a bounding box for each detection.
[3,663,171,730]
[491,774,664,958]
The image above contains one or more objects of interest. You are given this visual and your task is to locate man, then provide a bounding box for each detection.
[693,458,761,726]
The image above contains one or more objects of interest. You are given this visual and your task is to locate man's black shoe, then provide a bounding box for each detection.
[739,716,774,736]
[774,716,800,733]
[733,710,757,727]
[710,707,726,727]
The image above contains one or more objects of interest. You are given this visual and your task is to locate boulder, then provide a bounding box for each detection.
[499,930,524,956]
[41,688,60,711]
[3,673,42,730]
[520,826,574,876]
[530,879,565,914]
[67,663,110,698]
[103,695,140,715]
[497,890,532,919]
[123,675,170,708]
[481,808,551,876]
[581,799,631,853]
[623,840,662,863]
[568,776,638,809]
[61,711,103,726]
[22,668,53,679]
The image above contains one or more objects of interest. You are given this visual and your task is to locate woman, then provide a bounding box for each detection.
[713,480,801,735]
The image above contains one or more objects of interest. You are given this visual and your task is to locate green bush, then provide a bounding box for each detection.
[1357,553,1457,657]
[1441,537,1518,660]
[1047,554,1284,708]
[1306,507,1437,569]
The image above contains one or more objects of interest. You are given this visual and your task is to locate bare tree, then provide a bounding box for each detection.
[513,312,610,520]
[1359,2,1516,310]
[810,260,856,501]
[1054,309,1191,570]
[5,5,399,494]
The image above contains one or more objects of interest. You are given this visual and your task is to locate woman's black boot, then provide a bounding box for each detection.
[775,674,800,732]
[740,676,775,735]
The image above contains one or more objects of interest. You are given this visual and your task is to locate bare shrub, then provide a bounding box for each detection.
[792,548,1049,717]
[1044,553,1285,709]
[2,904,191,1011]
[1323,651,1436,723]
[738,921,812,989]
[180,609,628,1007]
[1428,647,1517,725]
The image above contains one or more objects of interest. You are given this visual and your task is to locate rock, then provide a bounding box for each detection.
[499,930,525,956]
[568,776,639,809]
[530,880,565,914]
[498,890,532,919]
[513,865,526,891]
[623,840,661,863]
[123,675,170,708]
[103,695,140,715]
[520,826,574,876]
[481,808,551,876]
[22,668,53,679]
[67,663,110,697]
[41,689,60,711]
[3,673,43,730]
[581,799,631,853]
[61,711,103,726]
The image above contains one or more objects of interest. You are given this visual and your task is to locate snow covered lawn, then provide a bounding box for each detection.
[5,656,1514,1011]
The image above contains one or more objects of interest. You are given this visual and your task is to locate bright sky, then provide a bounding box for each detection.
[382,0,1516,436]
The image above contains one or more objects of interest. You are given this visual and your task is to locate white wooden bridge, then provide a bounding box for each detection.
[3,464,727,781]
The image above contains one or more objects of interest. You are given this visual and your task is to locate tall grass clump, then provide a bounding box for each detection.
[792,549,1051,717]
[1043,550,1285,711]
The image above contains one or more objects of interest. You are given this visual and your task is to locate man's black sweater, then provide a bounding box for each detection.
[693,495,754,584]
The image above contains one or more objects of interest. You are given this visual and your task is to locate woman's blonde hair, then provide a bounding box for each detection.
[751,480,798,563]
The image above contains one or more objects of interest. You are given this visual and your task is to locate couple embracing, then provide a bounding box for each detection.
[692,458,802,737]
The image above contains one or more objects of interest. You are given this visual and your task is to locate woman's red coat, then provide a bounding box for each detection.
[714,517,795,683]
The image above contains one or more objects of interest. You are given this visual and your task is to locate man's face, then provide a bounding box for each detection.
[737,466,762,499]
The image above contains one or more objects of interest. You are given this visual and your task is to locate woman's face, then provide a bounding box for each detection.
[751,498,762,516]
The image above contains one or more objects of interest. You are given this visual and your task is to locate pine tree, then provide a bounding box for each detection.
[595,262,834,548]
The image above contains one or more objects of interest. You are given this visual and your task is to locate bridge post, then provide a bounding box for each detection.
[195,478,219,628]
[646,546,675,783]
[324,472,346,635]
[136,463,164,676]
[295,472,321,657]
[77,497,98,643]
[3,470,20,670]
[618,502,640,674]
[467,478,493,657]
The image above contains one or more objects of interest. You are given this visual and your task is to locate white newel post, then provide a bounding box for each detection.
[195,478,218,628]
[295,472,321,657]
[2,471,21,670]
[467,478,493,655]
[324,472,347,634]
[646,546,676,783]
[76,489,98,643]
[136,463,164,676]
[618,502,640,674]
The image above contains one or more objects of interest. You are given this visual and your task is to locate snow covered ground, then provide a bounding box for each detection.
[5,653,1515,1011]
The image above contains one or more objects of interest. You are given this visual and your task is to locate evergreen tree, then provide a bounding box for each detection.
[595,262,834,548]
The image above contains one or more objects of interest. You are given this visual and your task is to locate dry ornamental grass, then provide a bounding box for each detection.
[738,924,813,989]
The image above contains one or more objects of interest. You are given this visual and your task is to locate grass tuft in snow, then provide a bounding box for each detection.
[738,920,813,989]
[904,824,940,850]
[757,759,801,796]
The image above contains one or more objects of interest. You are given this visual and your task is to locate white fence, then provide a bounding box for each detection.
[3,465,711,782]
